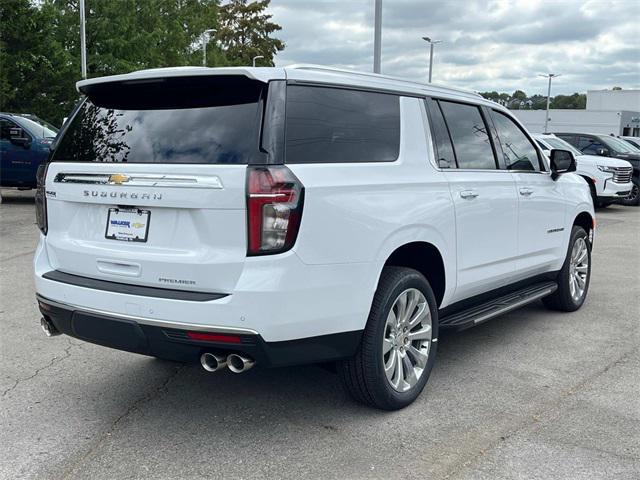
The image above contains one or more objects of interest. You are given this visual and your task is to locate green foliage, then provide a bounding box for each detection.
[511,89,527,101]
[0,0,77,124]
[217,0,283,66]
[479,91,500,101]
[0,0,284,126]
[550,93,586,109]
[479,88,587,110]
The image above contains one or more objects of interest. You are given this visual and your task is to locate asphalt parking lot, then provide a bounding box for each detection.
[1,188,638,480]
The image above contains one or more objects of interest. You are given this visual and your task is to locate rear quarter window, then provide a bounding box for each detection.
[284,86,400,163]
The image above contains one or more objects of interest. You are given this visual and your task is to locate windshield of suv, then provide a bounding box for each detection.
[541,136,582,156]
[16,116,58,138]
[602,136,640,154]
[51,76,265,164]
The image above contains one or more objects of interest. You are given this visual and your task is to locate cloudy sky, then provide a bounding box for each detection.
[268,0,640,96]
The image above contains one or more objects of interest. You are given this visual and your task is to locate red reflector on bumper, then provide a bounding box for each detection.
[187,332,242,344]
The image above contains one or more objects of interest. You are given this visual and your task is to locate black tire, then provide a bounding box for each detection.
[587,180,598,208]
[619,178,640,206]
[543,226,591,312]
[339,267,439,410]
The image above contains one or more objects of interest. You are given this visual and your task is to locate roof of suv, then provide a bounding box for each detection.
[75,64,493,108]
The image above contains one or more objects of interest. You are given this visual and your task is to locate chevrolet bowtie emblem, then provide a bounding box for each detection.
[109,173,130,185]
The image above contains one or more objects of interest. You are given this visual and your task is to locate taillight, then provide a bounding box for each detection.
[35,163,48,235]
[246,166,304,255]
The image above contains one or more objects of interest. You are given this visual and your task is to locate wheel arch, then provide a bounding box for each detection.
[382,241,447,307]
[573,211,595,237]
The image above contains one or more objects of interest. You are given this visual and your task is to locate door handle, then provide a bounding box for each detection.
[519,187,534,196]
[460,189,479,199]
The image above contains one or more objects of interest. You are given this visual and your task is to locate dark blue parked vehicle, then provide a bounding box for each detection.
[0,113,58,189]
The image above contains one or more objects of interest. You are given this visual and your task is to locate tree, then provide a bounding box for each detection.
[1,0,285,125]
[511,90,527,101]
[529,94,547,110]
[49,0,222,77]
[479,91,500,101]
[217,0,284,66]
[550,93,586,109]
[0,0,78,125]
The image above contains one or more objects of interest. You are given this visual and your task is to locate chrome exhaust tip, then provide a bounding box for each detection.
[40,317,60,337]
[227,353,255,373]
[200,353,227,372]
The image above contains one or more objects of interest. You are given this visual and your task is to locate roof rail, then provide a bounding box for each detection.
[287,64,482,98]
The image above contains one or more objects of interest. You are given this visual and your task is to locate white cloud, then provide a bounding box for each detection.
[269,0,640,95]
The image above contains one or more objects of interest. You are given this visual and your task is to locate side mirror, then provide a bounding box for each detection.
[596,147,609,156]
[549,149,576,180]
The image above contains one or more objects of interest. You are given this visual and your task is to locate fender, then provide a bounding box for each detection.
[369,223,456,309]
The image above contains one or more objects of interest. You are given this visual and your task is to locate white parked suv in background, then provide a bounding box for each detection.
[34,66,595,410]
[534,133,633,207]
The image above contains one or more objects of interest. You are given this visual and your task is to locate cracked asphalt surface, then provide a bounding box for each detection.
[1,189,639,480]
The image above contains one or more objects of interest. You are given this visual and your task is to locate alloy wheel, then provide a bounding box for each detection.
[569,237,589,303]
[382,288,432,392]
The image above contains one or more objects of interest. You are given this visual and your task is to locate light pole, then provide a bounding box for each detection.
[252,55,264,67]
[202,28,216,67]
[79,0,87,79]
[422,37,442,83]
[539,73,561,133]
[373,0,382,73]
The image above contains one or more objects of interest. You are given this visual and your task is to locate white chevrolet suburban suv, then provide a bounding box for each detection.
[34,66,595,410]
[533,133,633,207]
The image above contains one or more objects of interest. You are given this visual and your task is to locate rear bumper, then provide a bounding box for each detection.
[37,294,362,367]
[34,235,376,342]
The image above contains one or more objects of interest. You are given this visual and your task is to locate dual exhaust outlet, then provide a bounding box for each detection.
[41,316,254,373]
[200,352,255,374]
[40,317,61,337]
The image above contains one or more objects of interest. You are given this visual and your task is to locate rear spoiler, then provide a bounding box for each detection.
[76,67,286,94]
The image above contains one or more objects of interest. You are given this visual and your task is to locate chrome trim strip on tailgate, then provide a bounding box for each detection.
[36,294,259,335]
[54,173,224,189]
[42,270,227,302]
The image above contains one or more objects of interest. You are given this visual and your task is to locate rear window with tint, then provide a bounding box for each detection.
[285,86,400,163]
[51,76,265,164]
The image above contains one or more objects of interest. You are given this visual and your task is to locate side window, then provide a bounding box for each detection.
[491,111,540,171]
[556,134,576,147]
[425,98,456,168]
[285,86,400,163]
[438,100,496,169]
[0,119,19,141]
[578,136,603,154]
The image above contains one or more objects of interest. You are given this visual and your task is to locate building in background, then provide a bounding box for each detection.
[512,89,640,136]
[586,89,640,111]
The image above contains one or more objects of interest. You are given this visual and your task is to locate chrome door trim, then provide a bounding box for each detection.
[54,172,224,189]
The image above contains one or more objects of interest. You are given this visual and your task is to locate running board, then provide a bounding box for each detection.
[439,281,558,331]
